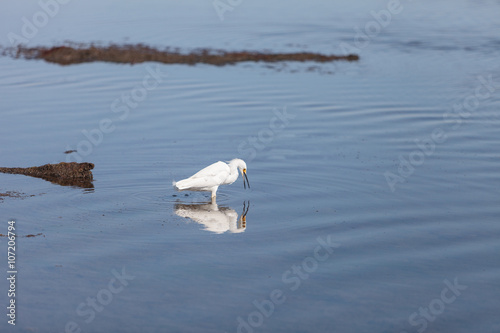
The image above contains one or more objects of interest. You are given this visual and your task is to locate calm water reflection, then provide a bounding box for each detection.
[175,201,249,234]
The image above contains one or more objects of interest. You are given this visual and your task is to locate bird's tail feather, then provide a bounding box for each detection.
[173,178,191,190]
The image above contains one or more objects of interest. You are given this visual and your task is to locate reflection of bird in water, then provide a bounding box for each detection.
[175,201,250,234]
[173,159,250,203]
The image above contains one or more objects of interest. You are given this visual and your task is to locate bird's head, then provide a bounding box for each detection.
[230,158,250,189]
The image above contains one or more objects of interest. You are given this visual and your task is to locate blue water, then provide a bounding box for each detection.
[1,1,500,332]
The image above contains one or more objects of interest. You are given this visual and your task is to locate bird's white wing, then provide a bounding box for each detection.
[190,161,229,179]
[175,161,230,190]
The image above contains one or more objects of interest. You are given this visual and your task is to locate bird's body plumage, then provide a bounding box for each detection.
[173,159,249,201]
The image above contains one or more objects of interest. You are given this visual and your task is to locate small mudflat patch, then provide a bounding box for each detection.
[0,233,44,238]
[0,191,35,202]
[1,43,359,66]
[0,162,94,188]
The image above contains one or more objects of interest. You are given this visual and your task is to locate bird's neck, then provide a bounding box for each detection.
[226,165,239,184]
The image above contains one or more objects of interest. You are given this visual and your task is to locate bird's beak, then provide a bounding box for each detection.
[242,169,250,189]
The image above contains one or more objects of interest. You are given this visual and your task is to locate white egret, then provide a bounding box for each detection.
[173,158,250,201]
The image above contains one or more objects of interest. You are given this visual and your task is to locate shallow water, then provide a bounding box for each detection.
[1,0,500,332]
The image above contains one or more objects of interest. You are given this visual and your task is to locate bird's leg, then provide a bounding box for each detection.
[211,187,218,204]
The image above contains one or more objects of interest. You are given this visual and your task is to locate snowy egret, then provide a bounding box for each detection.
[173,159,250,201]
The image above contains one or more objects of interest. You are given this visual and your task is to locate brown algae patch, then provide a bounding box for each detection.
[1,43,359,66]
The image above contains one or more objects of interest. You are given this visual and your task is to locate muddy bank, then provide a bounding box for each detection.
[0,162,94,188]
[2,44,359,66]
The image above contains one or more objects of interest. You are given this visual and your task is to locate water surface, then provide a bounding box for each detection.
[1,1,499,332]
